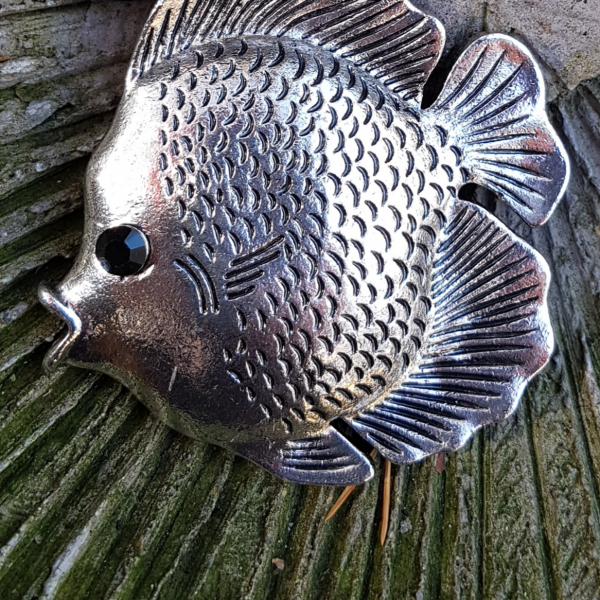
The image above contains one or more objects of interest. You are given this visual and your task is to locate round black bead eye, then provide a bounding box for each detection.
[96,226,150,277]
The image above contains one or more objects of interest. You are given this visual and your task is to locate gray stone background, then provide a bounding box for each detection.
[1,1,600,599]
[423,0,600,93]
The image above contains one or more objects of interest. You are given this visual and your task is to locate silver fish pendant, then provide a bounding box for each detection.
[38,0,569,485]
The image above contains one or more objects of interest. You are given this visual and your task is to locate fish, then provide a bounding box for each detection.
[38,0,569,486]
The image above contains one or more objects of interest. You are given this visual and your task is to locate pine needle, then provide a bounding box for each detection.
[325,485,356,521]
[325,449,379,521]
[380,459,392,546]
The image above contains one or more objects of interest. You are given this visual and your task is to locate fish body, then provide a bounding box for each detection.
[39,0,569,485]
[155,35,453,438]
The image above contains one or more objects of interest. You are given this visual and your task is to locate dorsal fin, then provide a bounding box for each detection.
[129,0,445,101]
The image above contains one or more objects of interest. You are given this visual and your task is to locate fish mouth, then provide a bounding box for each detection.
[38,284,82,372]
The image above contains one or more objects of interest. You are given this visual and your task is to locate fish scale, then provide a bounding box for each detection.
[157,36,456,439]
[40,0,569,485]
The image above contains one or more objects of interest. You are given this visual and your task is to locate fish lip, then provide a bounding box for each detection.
[38,283,82,372]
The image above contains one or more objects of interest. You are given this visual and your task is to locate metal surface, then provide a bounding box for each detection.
[38,0,569,486]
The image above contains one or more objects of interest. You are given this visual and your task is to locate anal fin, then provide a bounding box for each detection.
[232,426,374,486]
[347,200,553,463]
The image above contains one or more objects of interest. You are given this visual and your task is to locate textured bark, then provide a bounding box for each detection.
[1,1,600,599]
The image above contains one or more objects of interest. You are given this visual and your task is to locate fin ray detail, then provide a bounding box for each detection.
[346,200,553,464]
[129,0,445,101]
[431,34,569,225]
[232,426,374,485]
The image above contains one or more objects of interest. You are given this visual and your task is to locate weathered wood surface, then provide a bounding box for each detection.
[1,1,600,598]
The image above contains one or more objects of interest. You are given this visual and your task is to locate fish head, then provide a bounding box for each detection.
[38,79,197,381]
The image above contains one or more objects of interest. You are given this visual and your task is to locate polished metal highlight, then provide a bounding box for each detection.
[39,0,570,485]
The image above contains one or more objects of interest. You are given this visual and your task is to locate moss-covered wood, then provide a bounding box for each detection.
[1,1,600,598]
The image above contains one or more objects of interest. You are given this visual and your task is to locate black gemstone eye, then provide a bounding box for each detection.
[96,226,150,276]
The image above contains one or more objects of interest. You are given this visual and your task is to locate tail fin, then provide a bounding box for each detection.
[430,35,569,226]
